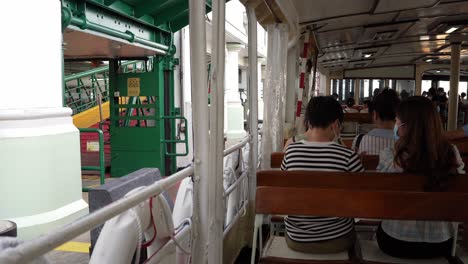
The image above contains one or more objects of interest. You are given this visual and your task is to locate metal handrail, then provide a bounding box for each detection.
[64,61,138,82]
[223,135,250,156]
[79,128,105,192]
[0,166,194,264]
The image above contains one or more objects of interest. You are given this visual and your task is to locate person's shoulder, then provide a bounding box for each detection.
[330,142,355,154]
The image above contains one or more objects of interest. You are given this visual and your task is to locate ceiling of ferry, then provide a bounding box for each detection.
[244,0,468,72]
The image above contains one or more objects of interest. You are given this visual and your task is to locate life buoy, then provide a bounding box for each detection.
[90,187,175,264]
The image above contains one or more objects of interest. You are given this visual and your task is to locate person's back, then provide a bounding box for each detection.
[281,96,364,254]
[352,88,400,155]
[376,96,464,259]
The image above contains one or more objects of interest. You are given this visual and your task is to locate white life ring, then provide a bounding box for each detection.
[90,187,175,264]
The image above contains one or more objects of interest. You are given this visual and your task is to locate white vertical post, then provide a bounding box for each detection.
[415,65,423,96]
[208,0,225,262]
[326,77,332,96]
[189,0,209,262]
[448,42,461,131]
[354,79,360,104]
[247,8,258,201]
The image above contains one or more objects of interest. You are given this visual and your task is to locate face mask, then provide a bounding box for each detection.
[393,124,399,140]
[393,123,404,140]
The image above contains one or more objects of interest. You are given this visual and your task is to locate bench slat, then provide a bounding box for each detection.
[257,170,468,191]
[256,186,468,221]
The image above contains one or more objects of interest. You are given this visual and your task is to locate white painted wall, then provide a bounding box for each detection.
[1,1,63,110]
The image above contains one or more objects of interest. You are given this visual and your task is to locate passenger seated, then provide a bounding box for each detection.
[376,96,464,259]
[343,98,358,113]
[352,89,400,155]
[281,96,364,254]
[359,100,371,113]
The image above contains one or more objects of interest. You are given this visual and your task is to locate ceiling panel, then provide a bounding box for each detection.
[372,55,421,65]
[292,0,374,23]
[315,13,396,32]
[397,2,468,20]
[316,28,363,49]
[374,0,438,13]
[383,40,447,55]
[358,21,415,44]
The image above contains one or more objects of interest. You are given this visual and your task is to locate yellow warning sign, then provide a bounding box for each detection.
[127,78,140,96]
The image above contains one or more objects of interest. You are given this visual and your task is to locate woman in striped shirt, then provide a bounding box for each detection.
[281,96,364,254]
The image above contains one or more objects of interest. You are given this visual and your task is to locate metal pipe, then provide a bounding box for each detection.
[223,136,250,156]
[64,60,137,82]
[69,17,168,54]
[224,170,249,197]
[448,42,461,131]
[223,200,249,237]
[247,7,259,201]
[208,0,226,262]
[188,0,210,261]
[0,167,193,264]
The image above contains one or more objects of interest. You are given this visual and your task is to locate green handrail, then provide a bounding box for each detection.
[79,128,105,192]
[64,61,138,82]
[160,116,189,156]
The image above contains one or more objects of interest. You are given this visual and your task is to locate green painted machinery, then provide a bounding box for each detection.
[61,0,199,176]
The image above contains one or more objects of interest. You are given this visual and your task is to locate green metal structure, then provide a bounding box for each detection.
[61,0,200,177]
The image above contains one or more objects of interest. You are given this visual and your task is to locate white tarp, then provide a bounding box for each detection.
[261,24,288,169]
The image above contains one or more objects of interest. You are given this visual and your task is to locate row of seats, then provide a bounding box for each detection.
[252,170,468,264]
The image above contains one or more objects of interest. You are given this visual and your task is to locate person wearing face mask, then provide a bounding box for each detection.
[281,96,364,254]
[352,88,400,155]
[376,96,464,259]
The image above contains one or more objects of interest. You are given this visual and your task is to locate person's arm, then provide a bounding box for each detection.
[283,137,294,151]
[280,150,288,171]
[348,152,364,172]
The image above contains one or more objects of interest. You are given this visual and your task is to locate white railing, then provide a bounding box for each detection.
[222,136,250,236]
[0,166,194,264]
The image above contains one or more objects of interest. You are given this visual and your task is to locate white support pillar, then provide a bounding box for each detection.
[257,58,265,121]
[326,77,332,96]
[384,79,390,88]
[448,43,461,131]
[354,79,360,104]
[189,0,210,262]
[208,0,226,262]
[226,43,247,139]
[285,44,298,124]
[0,1,88,240]
[247,7,259,202]
[415,64,423,96]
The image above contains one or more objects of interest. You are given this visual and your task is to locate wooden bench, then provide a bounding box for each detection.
[252,170,468,264]
[344,113,373,124]
[270,152,379,171]
[451,137,468,157]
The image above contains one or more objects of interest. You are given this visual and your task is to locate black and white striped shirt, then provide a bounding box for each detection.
[281,141,364,242]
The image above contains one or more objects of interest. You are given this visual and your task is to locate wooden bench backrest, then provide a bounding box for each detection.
[256,170,468,222]
[451,137,468,156]
[343,113,372,124]
[270,152,379,170]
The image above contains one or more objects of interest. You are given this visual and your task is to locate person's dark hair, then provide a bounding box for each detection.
[346,98,355,107]
[305,96,343,129]
[462,92,466,98]
[332,93,339,100]
[394,96,458,191]
[363,100,371,108]
[372,88,400,121]
[428,87,436,96]
[400,89,409,100]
